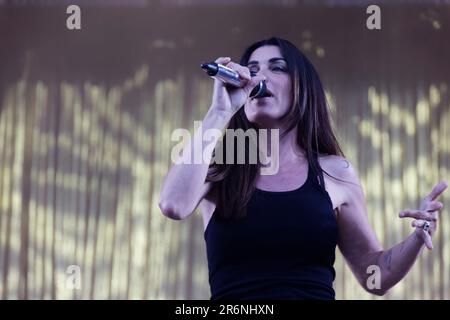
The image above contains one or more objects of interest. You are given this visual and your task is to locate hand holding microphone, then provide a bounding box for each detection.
[201,57,267,116]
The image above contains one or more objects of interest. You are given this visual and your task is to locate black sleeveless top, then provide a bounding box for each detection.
[204,160,338,300]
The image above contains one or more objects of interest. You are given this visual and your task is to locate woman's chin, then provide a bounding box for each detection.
[246,112,280,128]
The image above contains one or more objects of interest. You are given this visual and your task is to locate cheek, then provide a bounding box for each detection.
[243,102,253,119]
[244,100,251,111]
[282,82,293,106]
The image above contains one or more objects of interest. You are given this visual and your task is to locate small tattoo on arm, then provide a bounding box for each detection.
[399,241,405,253]
[383,249,393,271]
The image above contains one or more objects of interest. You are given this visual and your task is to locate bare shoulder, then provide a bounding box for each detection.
[318,154,360,184]
[317,155,364,209]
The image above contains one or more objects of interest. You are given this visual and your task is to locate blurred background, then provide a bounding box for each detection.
[0,0,449,299]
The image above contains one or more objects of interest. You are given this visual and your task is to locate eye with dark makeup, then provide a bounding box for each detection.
[247,62,287,75]
[248,66,258,76]
[272,65,287,72]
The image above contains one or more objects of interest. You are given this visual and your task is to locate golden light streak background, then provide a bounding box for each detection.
[0,0,449,299]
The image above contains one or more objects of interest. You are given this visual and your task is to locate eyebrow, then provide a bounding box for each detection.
[247,57,286,66]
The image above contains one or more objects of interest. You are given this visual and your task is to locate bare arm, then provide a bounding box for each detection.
[158,57,265,220]
[371,232,424,294]
[335,158,447,295]
[158,108,231,220]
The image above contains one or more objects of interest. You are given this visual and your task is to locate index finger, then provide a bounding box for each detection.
[225,62,251,81]
[215,57,231,64]
[426,181,448,201]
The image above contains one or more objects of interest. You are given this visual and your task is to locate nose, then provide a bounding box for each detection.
[250,67,270,82]
[250,70,268,86]
[250,72,268,90]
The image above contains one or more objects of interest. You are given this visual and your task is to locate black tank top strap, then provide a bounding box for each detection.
[309,155,326,191]
[317,166,326,189]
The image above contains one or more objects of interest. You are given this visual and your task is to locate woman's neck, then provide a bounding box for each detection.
[260,125,306,165]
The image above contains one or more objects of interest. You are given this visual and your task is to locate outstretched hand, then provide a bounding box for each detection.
[399,181,448,250]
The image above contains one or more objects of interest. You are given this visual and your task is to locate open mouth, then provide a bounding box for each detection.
[256,88,274,99]
[264,89,274,97]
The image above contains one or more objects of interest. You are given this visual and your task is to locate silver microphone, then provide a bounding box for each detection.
[201,62,267,99]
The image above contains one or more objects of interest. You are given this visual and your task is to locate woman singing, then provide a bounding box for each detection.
[159,37,447,300]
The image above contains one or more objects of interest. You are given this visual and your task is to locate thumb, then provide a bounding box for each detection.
[424,231,433,250]
[415,226,433,250]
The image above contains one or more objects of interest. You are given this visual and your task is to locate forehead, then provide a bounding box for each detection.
[248,45,284,63]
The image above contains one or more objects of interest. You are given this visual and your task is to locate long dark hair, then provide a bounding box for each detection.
[206,37,345,219]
